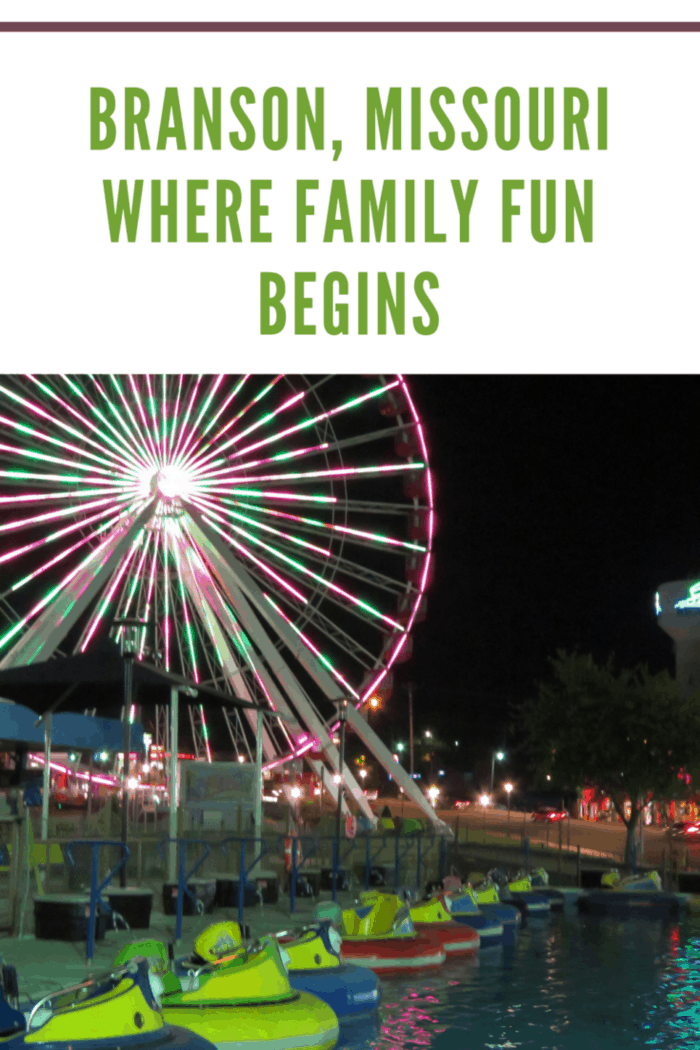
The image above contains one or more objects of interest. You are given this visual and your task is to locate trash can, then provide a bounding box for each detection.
[34,895,108,942]
[214,876,260,908]
[162,878,216,915]
[105,887,153,929]
[321,867,349,891]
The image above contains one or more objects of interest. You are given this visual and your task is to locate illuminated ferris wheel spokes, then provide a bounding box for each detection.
[0,375,434,820]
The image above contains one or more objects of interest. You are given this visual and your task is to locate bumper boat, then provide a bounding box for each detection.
[277,923,381,1019]
[339,892,446,974]
[114,936,339,1050]
[436,887,506,947]
[528,867,580,907]
[405,896,479,957]
[496,872,552,915]
[173,921,381,1021]
[462,875,522,942]
[0,956,216,1050]
[577,869,683,919]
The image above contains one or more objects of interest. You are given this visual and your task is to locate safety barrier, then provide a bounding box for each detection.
[219,836,270,926]
[64,840,130,962]
[279,832,447,913]
[157,837,211,944]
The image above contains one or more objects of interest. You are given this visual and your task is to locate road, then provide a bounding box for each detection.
[372,797,699,869]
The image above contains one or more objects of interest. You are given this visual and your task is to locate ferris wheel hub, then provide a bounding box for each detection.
[151,465,190,501]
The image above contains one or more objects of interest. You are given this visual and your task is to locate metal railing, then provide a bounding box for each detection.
[64,840,130,962]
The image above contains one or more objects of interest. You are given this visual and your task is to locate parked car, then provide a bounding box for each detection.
[671,820,700,840]
[532,807,567,823]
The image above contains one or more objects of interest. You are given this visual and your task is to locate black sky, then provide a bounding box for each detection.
[390,375,699,759]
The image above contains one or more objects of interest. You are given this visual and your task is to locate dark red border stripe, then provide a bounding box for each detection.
[0,21,699,32]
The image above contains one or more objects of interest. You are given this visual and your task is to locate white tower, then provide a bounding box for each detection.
[656,578,700,697]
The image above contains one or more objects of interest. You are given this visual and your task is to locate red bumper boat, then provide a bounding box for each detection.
[340,893,446,974]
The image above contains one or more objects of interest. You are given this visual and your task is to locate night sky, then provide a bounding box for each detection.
[381,375,700,778]
[4,374,699,791]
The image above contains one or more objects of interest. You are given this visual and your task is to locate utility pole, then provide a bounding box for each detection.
[408,684,414,777]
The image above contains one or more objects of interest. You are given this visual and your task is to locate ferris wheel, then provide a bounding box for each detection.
[0,374,437,824]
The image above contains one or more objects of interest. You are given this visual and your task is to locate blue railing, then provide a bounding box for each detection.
[278,831,446,913]
[157,837,211,944]
[64,840,130,963]
[219,836,270,926]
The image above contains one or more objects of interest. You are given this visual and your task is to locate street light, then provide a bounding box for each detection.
[396,742,405,752]
[479,793,491,807]
[359,769,368,780]
[490,750,505,793]
[427,786,439,808]
[333,699,349,901]
[504,781,514,820]
[290,786,302,800]
[424,730,432,739]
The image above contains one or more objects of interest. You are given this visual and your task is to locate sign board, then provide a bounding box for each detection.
[180,761,256,811]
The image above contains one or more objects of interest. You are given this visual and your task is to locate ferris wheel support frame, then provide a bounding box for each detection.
[172,535,280,762]
[344,704,452,836]
[0,502,153,669]
[187,512,376,826]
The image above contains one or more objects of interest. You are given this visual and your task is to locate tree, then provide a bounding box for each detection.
[518,651,700,867]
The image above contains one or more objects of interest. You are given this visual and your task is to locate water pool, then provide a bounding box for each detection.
[338,910,700,1049]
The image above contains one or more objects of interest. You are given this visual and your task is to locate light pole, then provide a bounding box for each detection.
[115,616,148,888]
[504,781,513,821]
[490,750,505,794]
[333,699,348,897]
[408,684,414,776]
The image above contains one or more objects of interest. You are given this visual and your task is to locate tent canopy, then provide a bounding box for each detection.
[0,700,144,752]
[0,638,274,721]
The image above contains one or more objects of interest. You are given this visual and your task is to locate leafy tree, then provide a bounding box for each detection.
[518,651,700,867]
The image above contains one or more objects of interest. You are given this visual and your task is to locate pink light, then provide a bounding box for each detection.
[12,379,139,472]
[199,512,308,604]
[29,754,118,787]
[195,375,284,460]
[128,375,160,465]
[79,534,142,651]
[222,389,306,453]
[171,375,203,463]
[191,441,330,482]
[263,592,359,699]
[241,462,424,484]
[228,380,399,463]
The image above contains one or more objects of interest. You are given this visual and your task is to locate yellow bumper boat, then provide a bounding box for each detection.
[114,935,339,1050]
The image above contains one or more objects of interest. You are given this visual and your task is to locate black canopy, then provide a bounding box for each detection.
[0,637,270,720]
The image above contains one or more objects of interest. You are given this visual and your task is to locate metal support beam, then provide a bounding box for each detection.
[169,687,179,882]
[251,707,263,876]
[344,702,452,836]
[185,513,375,826]
[41,714,51,842]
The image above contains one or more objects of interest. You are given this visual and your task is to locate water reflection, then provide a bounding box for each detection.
[337,913,700,1050]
